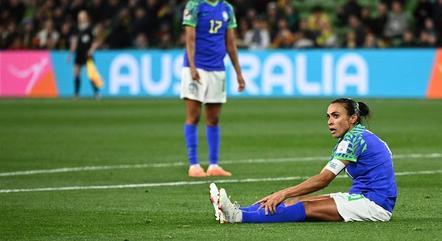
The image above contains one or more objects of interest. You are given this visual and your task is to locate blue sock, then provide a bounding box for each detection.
[184,124,198,165]
[206,125,219,165]
[240,203,261,212]
[242,202,306,223]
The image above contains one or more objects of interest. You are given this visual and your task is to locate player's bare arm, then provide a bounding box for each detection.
[87,41,100,57]
[258,168,338,214]
[184,26,200,83]
[226,28,245,92]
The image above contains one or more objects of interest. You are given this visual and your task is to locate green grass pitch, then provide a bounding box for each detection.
[0,98,441,241]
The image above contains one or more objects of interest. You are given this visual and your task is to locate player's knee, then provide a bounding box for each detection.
[283,197,300,206]
[186,115,200,125]
[205,117,219,126]
[303,199,342,221]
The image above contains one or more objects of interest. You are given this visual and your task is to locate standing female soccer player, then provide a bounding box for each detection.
[181,0,246,177]
[69,10,100,99]
[210,98,397,223]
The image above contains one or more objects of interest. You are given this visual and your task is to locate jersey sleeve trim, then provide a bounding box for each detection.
[225,2,237,29]
[183,22,197,27]
[332,155,357,162]
[182,0,199,27]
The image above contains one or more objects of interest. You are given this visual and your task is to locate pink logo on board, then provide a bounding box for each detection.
[0,51,57,97]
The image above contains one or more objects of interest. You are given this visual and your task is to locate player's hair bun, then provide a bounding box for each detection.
[357,101,370,117]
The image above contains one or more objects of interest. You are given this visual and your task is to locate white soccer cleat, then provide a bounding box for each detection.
[218,188,242,223]
[209,183,225,223]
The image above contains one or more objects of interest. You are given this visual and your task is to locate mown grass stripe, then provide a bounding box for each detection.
[0,153,440,177]
[1,169,441,194]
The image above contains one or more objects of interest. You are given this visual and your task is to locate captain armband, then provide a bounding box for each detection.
[323,159,346,175]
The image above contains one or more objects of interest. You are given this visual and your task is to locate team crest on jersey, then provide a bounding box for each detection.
[336,140,350,154]
[183,9,191,21]
[222,11,228,21]
[189,82,198,94]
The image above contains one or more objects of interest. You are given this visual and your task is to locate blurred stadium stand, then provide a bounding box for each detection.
[1,0,441,50]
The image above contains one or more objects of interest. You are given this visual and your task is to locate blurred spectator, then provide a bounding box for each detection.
[22,0,38,20]
[343,31,358,49]
[1,21,19,49]
[433,0,442,46]
[418,31,437,47]
[348,15,365,47]
[21,19,38,49]
[156,23,173,49]
[337,0,362,26]
[57,21,73,49]
[102,0,120,21]
[371,3,389,39]
[132,7,149,41]
[417,17,438,47]
[246,8,258,24]
[360,7,374,33]
[413,0,434,31]
[144,0,161,42]
[88,0,106,24]
[384,1,409,40]
[265,2,281,40]
[400,30,417,48]
[363,32,379,48]
[107,8,131,49]
[294,18,316,48]
[5,0,25,23]
[271,18,295,48]
[244,17,270,50]
[301,17,317,38]
[157,0,175,25]
[134,33,149,49]
[381,0,406,9]
[315,21,338,48]
[68,0,87,22]
[235,0,253,21]
[284,4,300,33]
[423,18,437,38]
[293,30,314,48]
[235,18,250,49]
[306,6,331,36]
[37,19,60,49]
[0,0,440,50]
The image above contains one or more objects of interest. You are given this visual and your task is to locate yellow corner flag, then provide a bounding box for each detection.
[86,58,104,88]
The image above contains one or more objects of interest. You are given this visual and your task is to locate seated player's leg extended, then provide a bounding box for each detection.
[240,195,341,223]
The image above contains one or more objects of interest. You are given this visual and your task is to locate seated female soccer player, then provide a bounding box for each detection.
[209,98,397,223]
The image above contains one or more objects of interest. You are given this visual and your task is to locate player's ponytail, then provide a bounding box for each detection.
[357,102,369,117]
[357,101,370,124]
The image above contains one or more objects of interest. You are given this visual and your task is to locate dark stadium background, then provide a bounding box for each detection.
[1,0,441,49]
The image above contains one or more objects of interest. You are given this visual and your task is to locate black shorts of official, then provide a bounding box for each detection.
[74,53,89,66]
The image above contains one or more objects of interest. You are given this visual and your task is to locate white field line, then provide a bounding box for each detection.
[0,153,441,178]
[0,169,441,194]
